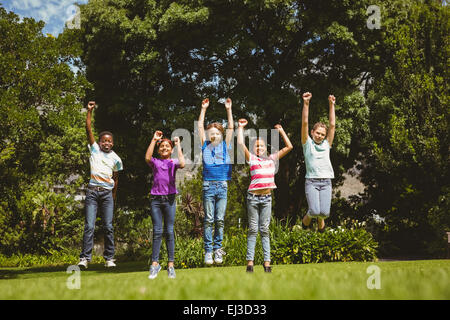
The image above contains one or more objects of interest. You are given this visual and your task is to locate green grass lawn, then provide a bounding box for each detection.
[1,260,449,300]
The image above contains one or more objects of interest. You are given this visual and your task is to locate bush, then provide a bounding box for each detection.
[168,219,378,269]
[0,217,378,268]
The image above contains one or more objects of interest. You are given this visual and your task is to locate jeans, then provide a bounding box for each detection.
[80,187,115,261]
[246,192,272,262]
[203,181,228,253]
[305,178,332,218]
[150,194,176,263]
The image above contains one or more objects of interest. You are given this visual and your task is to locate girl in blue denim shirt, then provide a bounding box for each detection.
[197,98,234,265]
[300,92,336,232]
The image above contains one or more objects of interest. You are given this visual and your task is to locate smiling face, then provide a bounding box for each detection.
[207,127,223,145]
[311,126,327,144]
[158,140,173,159]
[99,134,114,153]
[253,139,267,157]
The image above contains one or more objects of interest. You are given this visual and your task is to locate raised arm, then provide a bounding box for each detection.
[86,101,96,146]
[198,98,209,146]
[112,171,119,202]
[145,130,163,165]
[301,92,311,145]
[273,124,293,160]
[327,95,336,147]
[173,137,185,169]
[237,119,250,162]
[224,98,234,147]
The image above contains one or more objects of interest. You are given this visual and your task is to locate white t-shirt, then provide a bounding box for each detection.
[302,136,334,179]
[88,142,123,189]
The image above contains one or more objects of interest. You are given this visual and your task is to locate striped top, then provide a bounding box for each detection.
[248,153,277,191]
[88,142,123,190]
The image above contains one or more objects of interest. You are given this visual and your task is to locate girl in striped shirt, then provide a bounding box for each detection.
[237,119,293,273]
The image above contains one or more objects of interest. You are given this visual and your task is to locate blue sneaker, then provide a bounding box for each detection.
[148,264,161,279]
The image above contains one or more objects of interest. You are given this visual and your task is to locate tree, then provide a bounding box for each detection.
[0,6,91,254]
[361,0,449,257]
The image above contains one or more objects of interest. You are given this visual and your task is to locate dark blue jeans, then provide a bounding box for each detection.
[80,187,115,261]
[150,194,176,263]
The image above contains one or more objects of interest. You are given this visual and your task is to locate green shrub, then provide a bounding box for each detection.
[1,217,377,268]
[168,219,378,269]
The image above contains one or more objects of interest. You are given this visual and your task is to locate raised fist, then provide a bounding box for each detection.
[328,95,336,105]
[302,92,312,102]
[87,101,96,111]
[238,119,248,127]
[225,98,232,110]
[153,130,163,141]
[202,98,209,109]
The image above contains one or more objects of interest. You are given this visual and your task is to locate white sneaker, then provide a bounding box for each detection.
[167,266,176,279]
[78,258,88,269]
[105,259,116,268]
[205,252,213,265]
[148,264,161,279]
[214,249,226,264]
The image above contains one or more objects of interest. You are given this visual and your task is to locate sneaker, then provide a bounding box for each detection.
[168,266,176,279]
[105,259,116,268]
[205,252,213,265]
[78,258,88,269]
[214,248,226,264]
[246,265,254,273]
[148,264,161,279]
[263,263,272,273]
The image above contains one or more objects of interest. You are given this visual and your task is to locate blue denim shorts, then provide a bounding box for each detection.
[305,178,332,219]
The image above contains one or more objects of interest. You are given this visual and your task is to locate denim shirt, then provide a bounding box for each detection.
[202,140,232,181]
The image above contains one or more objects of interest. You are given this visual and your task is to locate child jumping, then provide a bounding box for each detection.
[145,131,185,279]
[300,92,336,232]
[237,119,293,273]
[197,98,234,265]
[78,101,123,269]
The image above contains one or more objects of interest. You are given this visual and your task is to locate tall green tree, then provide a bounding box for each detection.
[361,0,449,257]
[0,6,91,254]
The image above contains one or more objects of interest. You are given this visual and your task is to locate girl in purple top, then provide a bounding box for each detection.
[145,130,185,279]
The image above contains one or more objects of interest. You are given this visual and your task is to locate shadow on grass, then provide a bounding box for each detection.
[0,261,149,280]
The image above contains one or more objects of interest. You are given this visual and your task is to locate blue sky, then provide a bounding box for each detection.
[2,0,89,35]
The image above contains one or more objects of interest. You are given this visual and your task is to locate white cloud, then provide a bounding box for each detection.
[4,0,88,35]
